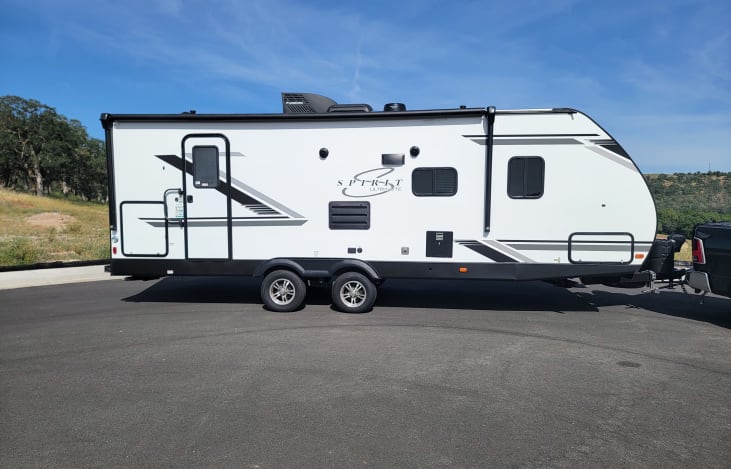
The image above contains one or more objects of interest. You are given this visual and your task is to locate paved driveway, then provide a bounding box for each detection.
[1,277,729,468]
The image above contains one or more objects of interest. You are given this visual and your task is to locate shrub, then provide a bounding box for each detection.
[0,238,43,265]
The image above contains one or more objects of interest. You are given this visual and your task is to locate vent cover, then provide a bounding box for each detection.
[328,103,373,113]
[329,201,370,230]
[282,92,337,114]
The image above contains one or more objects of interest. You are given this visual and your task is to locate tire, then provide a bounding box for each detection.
[261,270,306,312]
[331,272,377,313]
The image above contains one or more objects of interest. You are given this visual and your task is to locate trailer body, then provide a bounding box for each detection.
[102,93,657,311]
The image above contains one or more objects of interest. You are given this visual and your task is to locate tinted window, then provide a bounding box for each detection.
[192,146,219,189]
[508,157,544,198]
[412,167,458,196]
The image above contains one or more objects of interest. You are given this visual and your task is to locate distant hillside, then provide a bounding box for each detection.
[644,172,731,235]
[0,172,728,266]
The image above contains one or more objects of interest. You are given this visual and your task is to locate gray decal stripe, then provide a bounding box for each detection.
[589,139,630,158]
[467,138,583,146]
[235,219,307,227]
[494,138,583,145]
[141,217,288,221]
[229,175,305,219]
[143,218,305,227]
[155,154,260,206]
[500,240,655,245]
[185,217,288,220]
[507,243,636,252]
[499,239,568,243]
[571,245,634,252]
[509,243,636,250]
[508,244,566,251]
[463,134,600,138]
[586,146,636,171]
[184,151,245,157]
[155,153,306,220]
[481,240,535,263]
[456,241,518,263]
[246,204,280,215]
[511,241,634,245]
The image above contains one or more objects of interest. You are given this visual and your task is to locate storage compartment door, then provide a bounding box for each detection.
[120,202,168,257]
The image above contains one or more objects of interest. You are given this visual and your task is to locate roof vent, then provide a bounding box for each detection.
[282,92,337,114]
[383,103,406,112]
[327,103,373,113]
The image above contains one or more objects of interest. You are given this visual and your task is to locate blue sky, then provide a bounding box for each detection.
[1,0,729,173]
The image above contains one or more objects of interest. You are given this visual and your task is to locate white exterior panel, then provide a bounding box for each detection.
[106,107,657,281]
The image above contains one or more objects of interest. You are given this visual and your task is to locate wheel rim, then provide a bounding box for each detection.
[269,278,296,306]
[339,280,366,307]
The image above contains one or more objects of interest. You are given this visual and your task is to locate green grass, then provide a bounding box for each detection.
[0,188,108,266]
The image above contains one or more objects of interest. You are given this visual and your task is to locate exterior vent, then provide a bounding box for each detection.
[327,104,373,113]
[282,92,337,114]
[384,103,406,112]
[329,201,370,230]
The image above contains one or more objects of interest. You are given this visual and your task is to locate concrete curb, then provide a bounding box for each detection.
[0,259,109,273]
[0,265,117,291]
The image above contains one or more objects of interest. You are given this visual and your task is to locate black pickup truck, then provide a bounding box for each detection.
[687,222,731,298]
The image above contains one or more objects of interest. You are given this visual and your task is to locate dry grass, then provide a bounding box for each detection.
[655,233,692,262]
[1,187,694,267]
[0,188,108,266]
[676,240,692,263]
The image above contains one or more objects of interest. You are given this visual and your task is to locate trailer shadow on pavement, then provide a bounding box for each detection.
[122,276,729,325]
[569,287,731,329]
[122,276,593,312]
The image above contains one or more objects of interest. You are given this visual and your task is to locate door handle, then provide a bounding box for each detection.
[186,195,193,203]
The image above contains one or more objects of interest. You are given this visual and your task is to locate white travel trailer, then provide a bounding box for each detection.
[102,93,657,312]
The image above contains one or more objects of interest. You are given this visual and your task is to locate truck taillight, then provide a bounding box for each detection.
[692,237,705,264]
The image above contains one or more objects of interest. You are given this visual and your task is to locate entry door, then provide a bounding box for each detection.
[183,135,231,259]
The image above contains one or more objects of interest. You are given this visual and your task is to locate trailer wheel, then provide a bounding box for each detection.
[261,270,306,312]
[331,272,377,313]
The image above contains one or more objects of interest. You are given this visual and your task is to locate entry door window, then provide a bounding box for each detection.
[192,146,219,188]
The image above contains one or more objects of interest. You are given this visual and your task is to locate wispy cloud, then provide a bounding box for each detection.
[156,0,184,18]
[3,0,729,171]
[696,33,731,82]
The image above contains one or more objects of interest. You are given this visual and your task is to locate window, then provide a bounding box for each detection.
[192,145,219,188]
[412,167,458,196]
[507,157,544,198]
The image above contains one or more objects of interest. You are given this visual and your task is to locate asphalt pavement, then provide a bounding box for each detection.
[0,274,729,468]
